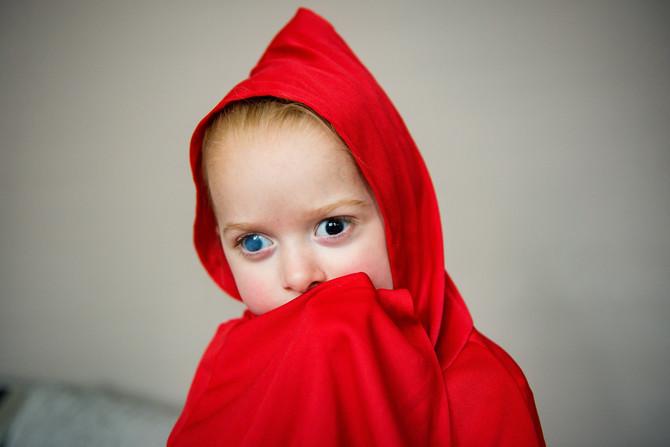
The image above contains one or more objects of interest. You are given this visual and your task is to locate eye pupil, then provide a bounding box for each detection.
[325,219,344,235]
[242,234,263,252]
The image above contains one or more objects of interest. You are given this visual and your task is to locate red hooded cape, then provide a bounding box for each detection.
[168,8,545,446]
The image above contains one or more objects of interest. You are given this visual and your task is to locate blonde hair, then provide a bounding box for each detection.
[201,97,351,186]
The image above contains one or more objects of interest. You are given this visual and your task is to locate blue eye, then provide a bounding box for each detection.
[315,217,352,238]
[239,234,273,253]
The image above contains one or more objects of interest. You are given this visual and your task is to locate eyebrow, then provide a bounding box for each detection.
[222,198,369,236]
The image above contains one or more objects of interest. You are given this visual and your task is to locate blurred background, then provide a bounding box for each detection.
[1,0,669,445]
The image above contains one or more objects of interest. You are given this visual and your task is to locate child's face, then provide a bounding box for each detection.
[205,120,394,315]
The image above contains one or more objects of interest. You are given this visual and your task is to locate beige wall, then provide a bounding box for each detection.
[1,1,669,445]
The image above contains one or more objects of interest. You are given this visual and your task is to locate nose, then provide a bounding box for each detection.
[280,242,326,294]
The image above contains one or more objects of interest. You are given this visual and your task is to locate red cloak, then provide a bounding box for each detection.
[168,7,545,446]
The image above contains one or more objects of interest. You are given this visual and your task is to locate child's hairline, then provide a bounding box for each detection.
[201,96,352,165]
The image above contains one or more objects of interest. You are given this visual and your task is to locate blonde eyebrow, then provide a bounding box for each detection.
[221,222,257,236]
[222,198,369,236]
[309,198,368,219]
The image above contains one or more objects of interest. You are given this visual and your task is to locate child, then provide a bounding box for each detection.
[168,7,545,446]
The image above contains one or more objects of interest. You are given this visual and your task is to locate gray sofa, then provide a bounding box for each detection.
[0,378,179,447]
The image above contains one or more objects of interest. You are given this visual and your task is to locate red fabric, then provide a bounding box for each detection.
[168,7,545,446]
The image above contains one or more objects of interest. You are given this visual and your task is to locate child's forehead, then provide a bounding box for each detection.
[208,151,376,231]
[212,119,354,170]
[211,122,363,183]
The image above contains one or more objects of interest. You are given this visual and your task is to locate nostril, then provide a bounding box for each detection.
[307,281,321,291]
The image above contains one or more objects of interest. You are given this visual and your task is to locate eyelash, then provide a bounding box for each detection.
[233,216,356,257]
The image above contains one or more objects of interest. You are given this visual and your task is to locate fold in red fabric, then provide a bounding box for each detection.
[169,273,451,445]
[168,7,545,446]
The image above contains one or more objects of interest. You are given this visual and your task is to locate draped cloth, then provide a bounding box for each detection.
[168,7,545,446]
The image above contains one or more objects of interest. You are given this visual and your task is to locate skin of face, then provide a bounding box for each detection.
[205,120,394,315]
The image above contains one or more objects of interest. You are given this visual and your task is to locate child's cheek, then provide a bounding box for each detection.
[232,263,280,314]
[325,242,392,290]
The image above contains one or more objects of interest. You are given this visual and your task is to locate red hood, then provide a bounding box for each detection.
[189,7,472,368]
[172,9,545,446]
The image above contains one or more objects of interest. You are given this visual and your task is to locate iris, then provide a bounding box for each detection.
[241,234,271,252]
[315,217,350,237]
[326,219,343,234]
